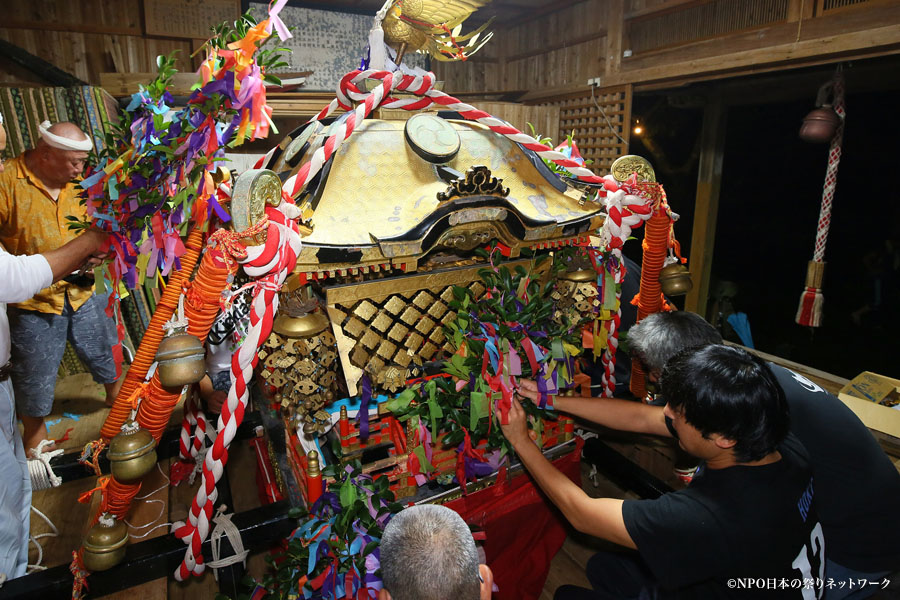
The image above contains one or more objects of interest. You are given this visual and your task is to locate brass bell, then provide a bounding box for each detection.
[799,105,840,143]
[155,326,206,388]
[559,269,596,282]
[108,419,157,483]
[273,310,329,339]
[82,513,129,571]
[659,263,693,296]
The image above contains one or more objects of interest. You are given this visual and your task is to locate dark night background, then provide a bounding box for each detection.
[626,56,900,381]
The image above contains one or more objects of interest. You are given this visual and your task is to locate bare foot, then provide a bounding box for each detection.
[21,415,51,456]
[28,439,58,457]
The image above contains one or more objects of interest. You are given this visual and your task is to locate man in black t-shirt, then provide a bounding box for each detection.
[519,311,900,598]
[504,345,824,599]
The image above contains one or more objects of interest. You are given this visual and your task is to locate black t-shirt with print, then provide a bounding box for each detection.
[771,364,900,572]
[622,434,825,598]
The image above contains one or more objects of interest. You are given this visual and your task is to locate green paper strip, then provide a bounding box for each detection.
[470,391,487,430]
[534,416,544,447]
[339,480,358,508]
[425,380,442,440]
[551,339,565,360]
[385,388,416,414]
[602,272,618,309]
[412,445,435,473]
[94,264,108,296]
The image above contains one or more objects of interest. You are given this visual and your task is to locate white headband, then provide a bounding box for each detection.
[38,120,92,151]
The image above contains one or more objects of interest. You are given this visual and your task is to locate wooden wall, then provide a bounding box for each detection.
[0,0,240,87]
[434,0,900,96]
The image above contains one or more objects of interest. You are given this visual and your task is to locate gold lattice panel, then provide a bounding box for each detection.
[325,261,534,395]
[539,85,631,177]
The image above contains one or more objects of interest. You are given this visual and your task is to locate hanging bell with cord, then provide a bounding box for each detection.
[107,418,157,483]
[659,262,693,297]
[799,79,841,143]
[82,512,129,571]
[155,299,206,388]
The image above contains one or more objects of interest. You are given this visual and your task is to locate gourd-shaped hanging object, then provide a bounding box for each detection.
[155,324,205,388]
[659,263,693,297]
[107,419,157,483]
[82,513,129,571]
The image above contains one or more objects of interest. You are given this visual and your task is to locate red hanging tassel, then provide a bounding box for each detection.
[795,260,825,327]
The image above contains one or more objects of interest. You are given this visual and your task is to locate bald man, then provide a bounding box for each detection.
[0,120,121,454]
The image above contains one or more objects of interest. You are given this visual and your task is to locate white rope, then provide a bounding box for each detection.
[163,294,189,336]
[27,506,59,573]
[205,505,249,581]
[126,463,174,540]
[27,440,64,490]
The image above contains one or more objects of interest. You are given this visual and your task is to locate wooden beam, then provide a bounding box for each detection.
[0,38,87,87]
[607,4,900,87]
[1,20,142,37]
[625,0,705,20]
[684,93,725,319]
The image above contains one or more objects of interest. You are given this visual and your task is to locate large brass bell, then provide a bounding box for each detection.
[155,326,205,388]
[108,419,157,483]
[82,513,129,571]
[659,263,693,296]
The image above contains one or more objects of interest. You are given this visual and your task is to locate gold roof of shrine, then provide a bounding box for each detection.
[265,114,605,274]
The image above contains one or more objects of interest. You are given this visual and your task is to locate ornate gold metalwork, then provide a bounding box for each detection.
[610,155,656,183]
[437,225,497,251]
[325,260,541,395]
[258,328,340,425]
[231,169,282,244]
[437,165,509,202]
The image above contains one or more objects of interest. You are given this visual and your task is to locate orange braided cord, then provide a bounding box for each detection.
[105,477,141,519]
[102,229,205,440]
[104,248,233,518]
[630,191,672,400]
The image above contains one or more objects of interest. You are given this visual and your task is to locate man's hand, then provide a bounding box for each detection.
[499,396,533,449]
[516,378,541,404]
[206,390,228,414]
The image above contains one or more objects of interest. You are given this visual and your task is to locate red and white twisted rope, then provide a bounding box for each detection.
[173,202,302,580]
[178,394,198,461]
[178,392,211,462]
[812,74,845,263]
[597,188,654,396]
[283,69,628,201]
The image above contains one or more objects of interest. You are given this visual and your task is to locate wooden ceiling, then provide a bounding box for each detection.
[277,0,573,26]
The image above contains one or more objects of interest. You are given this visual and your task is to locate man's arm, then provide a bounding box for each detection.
[518,379,670,437]
[41,229,108,281]
[501,399,636,549]
[0,229,107,304]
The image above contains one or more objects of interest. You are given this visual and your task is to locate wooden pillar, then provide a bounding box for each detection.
[684,93,726,319]
[605,0,624,80]
[787,0,816,21]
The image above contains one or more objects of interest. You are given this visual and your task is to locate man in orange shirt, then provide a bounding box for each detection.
[0,121,121,454]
